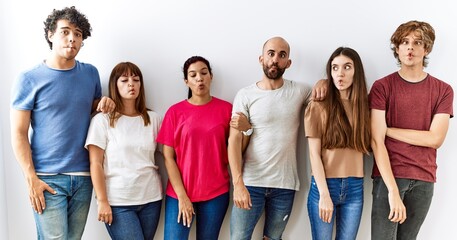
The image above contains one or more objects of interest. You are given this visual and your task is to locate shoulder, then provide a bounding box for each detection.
[147,110,161,120]
[306,100,326,112]
[428,74,453,90]
[91,112,110,125]
[212,97,232,107]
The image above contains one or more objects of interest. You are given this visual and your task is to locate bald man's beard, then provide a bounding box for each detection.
[263,63,286,80]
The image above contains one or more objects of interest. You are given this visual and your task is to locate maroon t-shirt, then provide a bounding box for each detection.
[369,72,453,182]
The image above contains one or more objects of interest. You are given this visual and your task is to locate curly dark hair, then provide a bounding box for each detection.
[43,6,92,49]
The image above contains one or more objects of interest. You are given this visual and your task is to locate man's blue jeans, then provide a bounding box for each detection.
[34,175,92,240]
[106,200,162,240]
[164,192,229,240]
[307,176,364,240]
[230,186,295,240]
[371,177,434,240]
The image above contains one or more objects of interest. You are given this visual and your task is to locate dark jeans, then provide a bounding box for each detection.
[371,177,434,240]
[164,192,229,240]
[106,200,162,240]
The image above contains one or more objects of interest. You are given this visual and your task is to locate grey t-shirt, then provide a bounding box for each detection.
[232,79,311,190]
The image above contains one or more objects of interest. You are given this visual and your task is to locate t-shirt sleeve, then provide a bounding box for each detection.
[304,101,323,138]
[92,66,102,100]
[369,80,388,111]
[232,89,249,118]
[156,108,175,147]
[436,84,454,118]
[85,113,108,150]
[11,73,35,110]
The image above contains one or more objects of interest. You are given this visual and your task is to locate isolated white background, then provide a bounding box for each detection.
[1,0,455,239]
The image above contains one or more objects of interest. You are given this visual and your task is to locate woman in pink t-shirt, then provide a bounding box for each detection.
[157,56,249,239]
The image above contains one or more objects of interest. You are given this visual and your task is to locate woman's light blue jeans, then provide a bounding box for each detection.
[307,176,364,240]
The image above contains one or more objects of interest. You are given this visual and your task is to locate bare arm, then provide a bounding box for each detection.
[307,137,333,223]
[371,109,406,224]
[162,145,194,227]
[10,109,55,214]
[386,113,450,149]
[88,145,112,225]
[228,127,251,210]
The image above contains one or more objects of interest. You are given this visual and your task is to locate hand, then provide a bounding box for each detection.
[177,196,195,228]
[230,112,251,132]
[311,79,328,101]
[233,183,252,210]
[318,195,334,223]
[96,96,115,113]
[388,191,407,224]
[28,177,56,214]
[97,200,113,225]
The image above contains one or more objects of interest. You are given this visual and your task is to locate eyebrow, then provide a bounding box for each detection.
[59,26,83,34]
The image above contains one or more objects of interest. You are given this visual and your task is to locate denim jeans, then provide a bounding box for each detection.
[105,200,162,240]
[33,175,92,240]
[371,177,434,240]
[230,186,296,240]
[307,176,364,240]
[164,192,229,240]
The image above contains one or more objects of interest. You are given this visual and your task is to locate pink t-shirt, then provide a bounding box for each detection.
[157,97,232,201]
[369,72,454,182]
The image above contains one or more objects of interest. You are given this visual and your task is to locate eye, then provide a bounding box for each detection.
[332,66,338,71]
[189,73,196,78]
[401,40,409,45]
[268,52,274,57]
[280,53,287,58]
[344,65,352,70]
[75,32,82,38]
[61,30,69,35]
[414,40,423,46]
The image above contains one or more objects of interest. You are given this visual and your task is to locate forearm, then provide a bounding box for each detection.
[371,139,399,193]
[11,132,37,181]
[387,128,442,149]
[164,157,188,198]
[90,162,109,203]
[228,129,244,186]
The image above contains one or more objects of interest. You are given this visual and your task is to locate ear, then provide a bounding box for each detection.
[47,31,54,41]
[259,55,263,65]
[286,59,292,69]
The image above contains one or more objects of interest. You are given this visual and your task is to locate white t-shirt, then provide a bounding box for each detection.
[85,111,163,205]
[232,80,311,190]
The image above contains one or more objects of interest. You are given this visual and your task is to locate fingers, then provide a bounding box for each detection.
[30,195,43,214]
[97,97,115,113]
[389,208,407,223]
[98,212,113,225]
[178,208,194,228]
[319,207,333,223]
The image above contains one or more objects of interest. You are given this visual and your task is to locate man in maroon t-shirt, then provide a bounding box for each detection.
[369,20,453,240]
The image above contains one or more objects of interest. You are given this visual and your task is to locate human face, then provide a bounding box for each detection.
[185,61,212,97]
[48,19,83,61]
[396,32,428,68]
[260,38,291,80]
[117,70,141,101]
[331,55,354,99]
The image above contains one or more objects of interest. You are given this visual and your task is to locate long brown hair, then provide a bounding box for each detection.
[322,47,370,153]
[108,62,150,127]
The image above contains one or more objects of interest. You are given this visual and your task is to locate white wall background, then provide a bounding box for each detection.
[1,0,455,239]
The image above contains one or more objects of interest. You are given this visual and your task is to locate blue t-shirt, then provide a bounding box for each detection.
[11,61,102,173]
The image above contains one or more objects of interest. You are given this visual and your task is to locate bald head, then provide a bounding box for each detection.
[262,37,290,54]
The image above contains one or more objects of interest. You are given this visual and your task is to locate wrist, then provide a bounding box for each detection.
[242,128,253,136]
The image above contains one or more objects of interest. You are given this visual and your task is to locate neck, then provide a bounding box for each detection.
[119,100,139,116]
[46,54,76,70]
[398,67,427,83]
[257,77,284,90]
[188,95,212,105]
